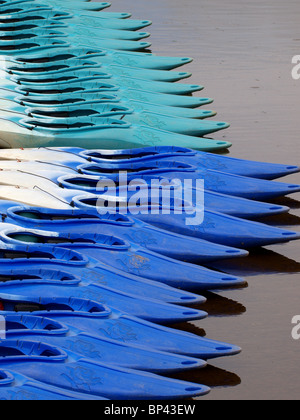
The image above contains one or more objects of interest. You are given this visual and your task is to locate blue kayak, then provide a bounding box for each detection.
[71,194,300,248]
[3,314,207,371]
[0,339,210,399]
[56,172,290,219]
[0,261,208,325]
[0,224,246,290]
[7,154,293,203]
[0,294,242,359]
[2,145,298,181]
[0,166,290,219]
[77,160,300,201]
[0,185,297,248]
[0,242,207,302]
[0,369,106,400]
[0,202,249,263]
[77,146,300,181]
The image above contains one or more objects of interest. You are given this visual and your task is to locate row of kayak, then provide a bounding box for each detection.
[0,148,298,249]
[0,0,241,400]
[0,142,298,399]
[0,0,234,150]
[0,0,299,401]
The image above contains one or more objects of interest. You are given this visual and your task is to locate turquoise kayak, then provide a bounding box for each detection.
[4,85,214,109]
[0,42,193,71]
[2,54,194,83]
[0,0,112,12]
[0,98,227,138]
[0,34,153,52]
[4,69,205,96]
[0,25,151,42]
[0,109,231,151]
[0,9,151,31]
[2,91,215,119]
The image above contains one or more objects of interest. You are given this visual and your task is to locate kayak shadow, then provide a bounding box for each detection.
[255,212,300,227]
[195,291,247,317]
[170,292,246,319]
[206,248,300,277]
[167,364,241,389]
[269,196,300,210]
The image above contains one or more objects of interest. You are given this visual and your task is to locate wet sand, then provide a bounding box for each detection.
[105,0,300,400]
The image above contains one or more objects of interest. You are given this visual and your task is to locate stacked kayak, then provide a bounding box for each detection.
[0,0,298,401]
[0,0,232,151]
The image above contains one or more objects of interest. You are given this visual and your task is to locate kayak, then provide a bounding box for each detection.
[0,68,211,109]
[0,44,194,83]
[0,223,247,290]
[0,78,214,109]
[0,243,210,305]
[5,58,194,83]
[3,314,207,371]
[0,202,250,263]
[2,147,298,181]
[0,109,231,151]
[0,166,290,219]
[0,10,150,31]
[0,33,153,53]
[0,252,208,325]
[0,338,210,399]
[7,155,291,203]
[0,92,215,120]
[0,0,112,12]
[76,160,300,200]
[0,1,134,20]
[0,42,193,71]
[5,70,205,96]
[0,369,106,400]
[0,185,297,248]
[72,193,300,248]
[6,102,226,137]
[0,25,151,42]
[0,249,205,304]
[0,294,242,358]
[75,146,300,181]
[0,85,215,114]
[57,172,290,219]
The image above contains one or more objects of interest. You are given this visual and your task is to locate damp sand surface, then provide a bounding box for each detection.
[101,0,300,400]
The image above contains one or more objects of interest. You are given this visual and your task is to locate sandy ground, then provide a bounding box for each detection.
[102,0,300,400]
